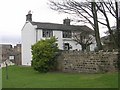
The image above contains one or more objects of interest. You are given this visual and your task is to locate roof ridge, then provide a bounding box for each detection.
[31,21,86,27]
[30,21,93,32]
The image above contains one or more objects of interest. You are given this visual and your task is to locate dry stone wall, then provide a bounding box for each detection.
[57,51,118,73]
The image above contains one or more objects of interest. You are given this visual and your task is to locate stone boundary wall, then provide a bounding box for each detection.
[57,51,118,73]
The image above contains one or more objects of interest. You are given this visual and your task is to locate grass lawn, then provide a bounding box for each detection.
[2,65,118,88]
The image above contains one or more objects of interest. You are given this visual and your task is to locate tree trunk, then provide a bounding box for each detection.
[81,44,86,52]
[115,2,120,49]
[96,2,117,49]
[102,7,117,49]
[91,2,103,50]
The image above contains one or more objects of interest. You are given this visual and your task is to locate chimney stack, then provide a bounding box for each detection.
[63,18,70,25]
[26,10,32,22]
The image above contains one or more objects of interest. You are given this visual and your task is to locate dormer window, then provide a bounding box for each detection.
[63,30,72,38]
[43,29,53,37]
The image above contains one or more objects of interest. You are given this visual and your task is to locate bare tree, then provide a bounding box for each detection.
[73,31,94,52]
[115,1,120,49]
[96,1,118,49]
[91,1,103,50]
[49,0,103,50]
[49,0,120,50]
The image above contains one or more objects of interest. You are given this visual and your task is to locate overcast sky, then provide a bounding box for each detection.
[0,0,116,45]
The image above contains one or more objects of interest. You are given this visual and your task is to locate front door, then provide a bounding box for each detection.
[64,43,69,50]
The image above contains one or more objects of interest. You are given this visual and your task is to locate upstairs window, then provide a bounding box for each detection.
[43,29,53,37]
[63,31,72,38]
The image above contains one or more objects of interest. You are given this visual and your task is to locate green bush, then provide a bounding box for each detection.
[31,37,59,73]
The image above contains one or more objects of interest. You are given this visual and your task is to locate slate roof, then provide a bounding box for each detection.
[31,21,94,33]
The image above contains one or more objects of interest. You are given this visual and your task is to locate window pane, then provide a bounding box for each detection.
[43,29,53,37]
[63,31,72,38]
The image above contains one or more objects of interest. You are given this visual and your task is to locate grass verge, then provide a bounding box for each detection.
[2,65,118,88]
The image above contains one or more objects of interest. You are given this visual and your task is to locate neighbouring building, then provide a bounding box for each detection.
[0,44,21,66]
[0,44,12,62]
[21,11,96,66]
[13,44,22,65]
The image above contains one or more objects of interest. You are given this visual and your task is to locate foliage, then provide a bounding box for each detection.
[31,37,59,73]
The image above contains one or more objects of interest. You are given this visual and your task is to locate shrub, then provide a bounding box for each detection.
[31,37,59,73]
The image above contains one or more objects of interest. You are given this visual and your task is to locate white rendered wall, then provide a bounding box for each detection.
[90,40,96,51]
[53,31,63,50]
[53,31,82,50]
[21,22,36,65]
[90,35,96,51]
[36,30,82,50]
[36,30,95,51]
[36,30,64,50]
[37,29,42,41]
[63,39,82,50]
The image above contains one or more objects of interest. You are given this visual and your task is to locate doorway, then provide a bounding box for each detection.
[64,43,70,50]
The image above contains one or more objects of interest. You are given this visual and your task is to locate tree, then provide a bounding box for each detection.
[95,0,120,49]
[49,0,120,50]
[91,1,103,50]
[73,31,94,52]
[102,27,118,50]
[115,1,120,49]
[49,0,103,50]
[96,1,117,49]
[31,37,59,73]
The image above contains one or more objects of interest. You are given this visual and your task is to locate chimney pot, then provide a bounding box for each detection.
[63,18,70,25]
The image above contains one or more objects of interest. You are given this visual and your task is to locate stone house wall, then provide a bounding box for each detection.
[57,51,118,73]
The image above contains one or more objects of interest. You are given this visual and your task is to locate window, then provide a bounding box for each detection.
[9,56,14,60]
[43,29,53,37]
[63,31,72,38]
